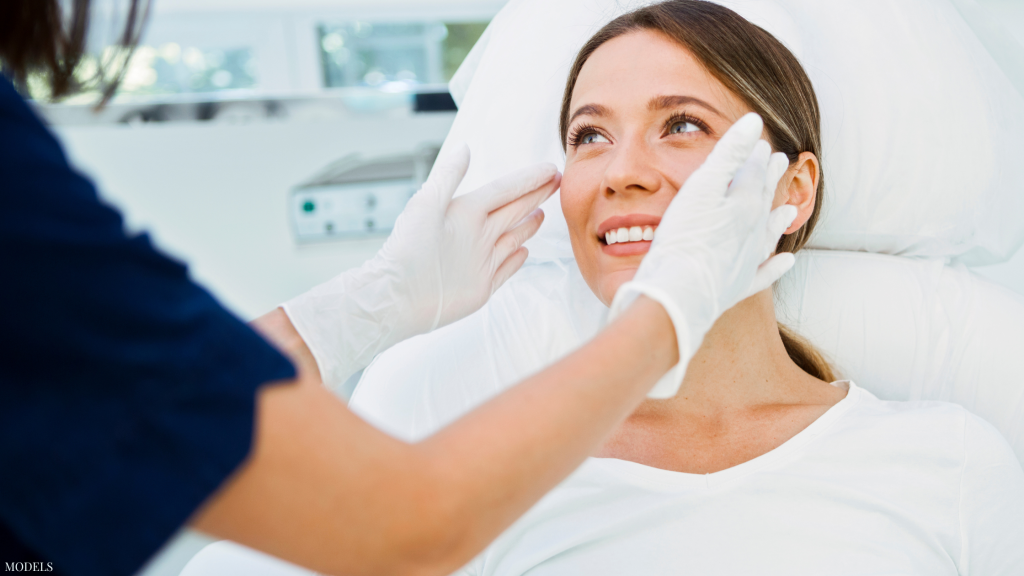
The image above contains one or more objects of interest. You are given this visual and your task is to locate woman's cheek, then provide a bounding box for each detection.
[658,148,712,193]
[560,165,604,287]
[559,165,593,243]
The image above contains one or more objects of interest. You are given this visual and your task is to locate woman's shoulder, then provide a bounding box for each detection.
[351,261,598,440]
[844,382,972,430]
[837,382,1014,464]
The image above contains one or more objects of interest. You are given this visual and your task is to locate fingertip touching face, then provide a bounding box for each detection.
[562,29,799,306]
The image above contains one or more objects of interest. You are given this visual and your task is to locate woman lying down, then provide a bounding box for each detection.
[356,1,1024,573]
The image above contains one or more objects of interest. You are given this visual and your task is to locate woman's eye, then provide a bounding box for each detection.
[580,132,609,145]
[669,121,701,135]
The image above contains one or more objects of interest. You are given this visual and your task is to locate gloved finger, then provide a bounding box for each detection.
[425,143,472,207]
[763,204,799,259]
[486,174,559,237]
[494,208,545,266]
[684,112,764,198]
[764,153,790,201]
[725,139,772,200]
[748,252,796,295]
[469,162,559,214]
[491,246,530,295]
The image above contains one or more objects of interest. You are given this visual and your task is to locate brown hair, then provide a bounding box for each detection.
[559,0,835,382]
[0,0,151,105]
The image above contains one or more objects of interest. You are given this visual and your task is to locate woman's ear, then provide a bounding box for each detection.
[773,151,818,234]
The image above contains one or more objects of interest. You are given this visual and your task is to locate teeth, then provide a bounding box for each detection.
[603,226,657,244]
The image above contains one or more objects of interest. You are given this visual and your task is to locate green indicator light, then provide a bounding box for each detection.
[302,200,316,213]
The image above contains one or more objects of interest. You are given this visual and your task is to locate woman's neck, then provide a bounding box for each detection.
[596,290,846,473]
[638,291,837,418]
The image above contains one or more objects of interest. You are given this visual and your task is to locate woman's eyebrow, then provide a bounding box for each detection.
[568,103,609,125]
[649,95,724,118]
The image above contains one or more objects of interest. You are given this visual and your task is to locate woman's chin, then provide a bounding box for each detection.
[599,269,641,307]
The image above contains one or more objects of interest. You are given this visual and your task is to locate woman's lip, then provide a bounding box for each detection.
[596,213,662,237]
[601,240,652,257]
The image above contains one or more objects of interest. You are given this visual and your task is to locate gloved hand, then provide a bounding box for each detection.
[607,113,798,399]
[283,145,560,389]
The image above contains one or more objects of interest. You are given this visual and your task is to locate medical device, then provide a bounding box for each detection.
[289,146,439,242]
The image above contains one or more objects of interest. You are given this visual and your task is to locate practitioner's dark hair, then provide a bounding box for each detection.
[0,0,151,104]
[559,0,835,381]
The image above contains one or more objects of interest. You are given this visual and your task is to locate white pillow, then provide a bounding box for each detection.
[351,251,1024,463]
[776,250,1024,454]
[443,0,1024,265]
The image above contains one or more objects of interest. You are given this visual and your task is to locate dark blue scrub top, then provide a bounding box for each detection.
[0,77,296,575]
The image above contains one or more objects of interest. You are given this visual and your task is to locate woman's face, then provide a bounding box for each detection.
[562,30,782,305]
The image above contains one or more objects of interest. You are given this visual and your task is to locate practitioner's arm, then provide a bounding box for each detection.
[191,297,676,576]
[192,114,793,576]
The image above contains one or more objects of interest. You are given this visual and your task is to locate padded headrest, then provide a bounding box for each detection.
[442,0,1024,265]
[350,251,1024,463]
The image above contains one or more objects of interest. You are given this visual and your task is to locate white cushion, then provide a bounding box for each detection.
[443,0,1024,265]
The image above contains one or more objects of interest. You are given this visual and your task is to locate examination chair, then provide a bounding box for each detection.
[180,0,1024,573]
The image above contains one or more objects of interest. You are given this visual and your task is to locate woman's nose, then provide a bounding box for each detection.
[600,141,663,197]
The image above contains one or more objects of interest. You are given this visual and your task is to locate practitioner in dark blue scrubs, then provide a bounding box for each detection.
[0,2,753,575]
[0,68,298,573]
[0,4,299,570]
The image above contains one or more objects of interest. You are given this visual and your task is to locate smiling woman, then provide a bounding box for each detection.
[558,0,832,381]
[557,1,842,475]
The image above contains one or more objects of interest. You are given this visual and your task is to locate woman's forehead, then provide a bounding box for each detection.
[570,29,746,121]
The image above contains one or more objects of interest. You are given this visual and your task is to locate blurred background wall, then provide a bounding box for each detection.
[44,0,1024,324]
[48,0,501,320]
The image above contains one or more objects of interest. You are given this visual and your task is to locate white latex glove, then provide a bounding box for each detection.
[283,145,559,389]
[608,113,798,399]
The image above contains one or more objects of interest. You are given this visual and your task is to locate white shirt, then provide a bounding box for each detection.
[455,382,1024,576]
